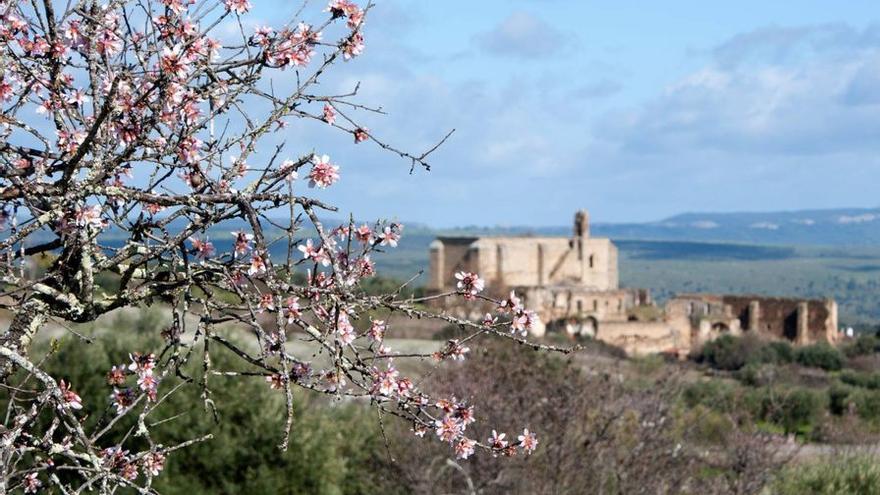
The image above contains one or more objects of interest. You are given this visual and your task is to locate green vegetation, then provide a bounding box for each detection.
[686,334,880,440]
[773,456,880,495]
[795,343,844,371]
[696,335,843,372]
[7,310,401,495]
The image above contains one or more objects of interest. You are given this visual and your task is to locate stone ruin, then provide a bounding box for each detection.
[428,210,839,356]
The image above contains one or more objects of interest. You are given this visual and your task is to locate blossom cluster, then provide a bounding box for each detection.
[0,1,547,490]
[106,352,159,413]
[100,446,166,482]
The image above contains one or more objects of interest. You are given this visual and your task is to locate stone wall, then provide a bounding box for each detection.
[426,211,839,358]
[429,233,618,293]
[667,294,838,349]
[720,295,837,344]
[597,321,688,356]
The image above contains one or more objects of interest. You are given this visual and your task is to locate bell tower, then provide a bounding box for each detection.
[574,210,590,239]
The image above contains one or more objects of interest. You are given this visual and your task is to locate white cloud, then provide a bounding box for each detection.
[690,220,719,229]
[474,12,569,59]
[838,214,877,224]
[750,222,779,230]
[598,25,880,156]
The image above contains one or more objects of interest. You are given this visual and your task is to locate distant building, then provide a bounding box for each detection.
[667,294,838,349]
[428,210,839,355]
[428,211,647,336]
[429,210,618,292]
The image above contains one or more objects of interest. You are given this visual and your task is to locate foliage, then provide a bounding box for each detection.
[842,334,880,358]
[0,1,551,491]
[840,370,880,390]
[773,455,880,495]
[756,387,825,434]
[849,389,880,422]
[696,335,758,371]
[17,315,401,495]
[795,344,844,371]
[682,380,739,413]
[828,383,857,416]
[696,334,790,371]
[381,343,790,494]
[698,335,844,373]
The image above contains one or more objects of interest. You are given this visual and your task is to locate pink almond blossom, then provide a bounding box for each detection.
[454,272,484,300]
[322,104,336,124]
[224,0,251,14]
[308,154,340,188]
[58,380,83,410]
[518,428,538,454]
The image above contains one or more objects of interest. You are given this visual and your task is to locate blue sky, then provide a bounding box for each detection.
[250,1,880,227]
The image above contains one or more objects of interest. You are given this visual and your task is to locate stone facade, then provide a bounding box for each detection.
[428,210,840,356]
[667,293,839,349]
[429,211,635,336]
[428,210,618,293]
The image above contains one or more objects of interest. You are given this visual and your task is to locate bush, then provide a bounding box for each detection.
[756,387,825,434]
[840,370,880,390]
[697,335,796,371]
[828,383,856,415]
[843,334,880,358]
[774,455,880,495]
[736,362,794,387]
[682,380,738,412]
[795,343,844,371]
[698,335,761,371]
[851,389,880,422]
[14,312,402,495]
[682,406,735,444]
[764,341,795,364]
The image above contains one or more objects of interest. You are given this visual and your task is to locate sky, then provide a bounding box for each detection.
[249,0,880,227]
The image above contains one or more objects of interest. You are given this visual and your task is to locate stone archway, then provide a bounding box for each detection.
[711,322,730,333]
[582,316,598,338]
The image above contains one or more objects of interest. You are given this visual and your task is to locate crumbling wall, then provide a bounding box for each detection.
[721,295,833,343]
[596,321,688,356]
[429,237,477,290]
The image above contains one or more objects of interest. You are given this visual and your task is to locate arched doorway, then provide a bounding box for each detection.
[711,322,730,333]
[582,316,598,338]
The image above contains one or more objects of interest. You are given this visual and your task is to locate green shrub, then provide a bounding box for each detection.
[698,335,759,370]
[11,313,402,495]
[828,383,856,415]
[851,389,880,422]
[774,455,880,495]
[736,363,763,386]
[840,370,880,390]
[741,388,768,419]
[683,406,735,444]
[795,343,844,371]
[843,334,880,358]
[756,387,824,434]
[736,362,792,387]
[765,341,795,364]
[682,380,738,412]
[697,335,798,371]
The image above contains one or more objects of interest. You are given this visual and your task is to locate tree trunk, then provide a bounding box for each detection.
[0,299,48,382]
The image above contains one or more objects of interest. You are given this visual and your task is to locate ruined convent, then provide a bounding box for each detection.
[428,210,839,356]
